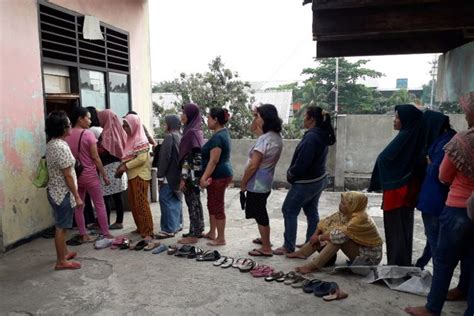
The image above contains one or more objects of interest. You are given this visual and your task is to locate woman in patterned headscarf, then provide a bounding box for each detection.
[292,191,383,274]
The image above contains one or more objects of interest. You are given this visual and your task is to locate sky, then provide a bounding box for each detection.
[149,1,438,90]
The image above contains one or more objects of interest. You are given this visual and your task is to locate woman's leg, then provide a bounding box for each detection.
[340,239,361,261]
[302,177,327,243]
[296,242,341,273]
[112,192,124,224]
[86,178,111,237]
[207,178,230,245]
[132,177,154,239]
[54,227,67,265]
[128,178,142,234]
[104,195,112,225]
[74,186,88,236]
[179,189,203,244]
[159,184,171,233]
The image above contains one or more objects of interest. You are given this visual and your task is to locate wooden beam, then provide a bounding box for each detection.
[315,36,469,57]
[313,0,454,10]
[313,2,474,38]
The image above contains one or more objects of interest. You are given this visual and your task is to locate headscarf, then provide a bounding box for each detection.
[122,114,149,161]
[318,191,383,247]
[369,104,423,191]
[97,109,126,159]
[443,92,474,179]
[178,103,204,162]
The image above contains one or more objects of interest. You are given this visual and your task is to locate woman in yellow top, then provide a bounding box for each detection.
[116,113,154,240]
[290,191,383,273]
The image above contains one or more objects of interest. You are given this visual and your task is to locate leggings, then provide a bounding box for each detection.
[105,192,124,224]
[76,177,109,236]
[128,177,154,238]
[184,187,204,237]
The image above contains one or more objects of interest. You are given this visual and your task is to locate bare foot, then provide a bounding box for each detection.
[80,235,97,243]
[286,252,307,259]
[178,237,198,244]
[143,235,153,241]
[65,251,77,260]
[202,232,216,240]
[295,265,317,274]
[207,240,226,246]
[296,243,305,248]
[273,247,289,255]
[404,306,434,316]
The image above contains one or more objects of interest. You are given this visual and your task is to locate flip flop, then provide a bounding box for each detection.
[283,271,298,285]
[167,245,178,255]
[291,276,309,288]
[54,261,81,270]
[196,250,221,262]
[152,244,168,254]
[323,287,348,301]
[119,239,131,250]
[250,265,274,278]
[221,257,234,268]
[314,281,339,297]
[264,271,285,282]
[155,232,175,240]
[66,235,82,246]
[144,240,161,251]
[232,258,247,268]
[249,249,273,257]
[65,252,77,260]
[238,259,257,273]
[303,279,323,294]
[134,240,149,251]
[252,238,273,247]
[213,256,228,266]
[187,247,203,259]
[110,236,126,250]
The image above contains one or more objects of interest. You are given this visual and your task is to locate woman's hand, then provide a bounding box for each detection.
[309,233,321,246]
[199,177,208,189]
[179,179,186,191]
[103,175,111,186]
[74,195,84,208]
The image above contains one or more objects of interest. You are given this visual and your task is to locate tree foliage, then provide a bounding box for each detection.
[152,57,254,138]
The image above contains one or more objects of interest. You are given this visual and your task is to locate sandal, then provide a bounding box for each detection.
[213,256,228,267]
[250,265,274,278]
[152,244,168,254]
[248,249,273,257]
[134,239,149,251]
[167,245,178,255]
[120,239,131,250]
[283,271,298,285]
[110,236,127,250]
[55,261,81,270]
[291,276,309,288]
[66,235,82,246]
[323,286,348,301]
[187,246,203,259]
[238,259,257,273]
[144,240,161,251]
[220,257,234,268]
[232,258,247,269]
[252,238,273,247]
[175,245,194,257]
[264,271,285,282]
[313,281,339,297]
[303,279,323,294]
[155,232,175,240]
[196,250,221,262]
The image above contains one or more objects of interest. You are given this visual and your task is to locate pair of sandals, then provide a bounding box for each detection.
[196,250,221,262]
[213,256,234,268]
[129,239,150,251]
[250,265,274,278]
[174,245,203,258]
[303,279,348,301]
[231,258,257,272]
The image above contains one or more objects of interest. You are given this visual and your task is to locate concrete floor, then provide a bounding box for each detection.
[0,189,466,315]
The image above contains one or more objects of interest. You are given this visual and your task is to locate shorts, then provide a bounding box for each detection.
[245,191,271,226]
[47,192,74,229]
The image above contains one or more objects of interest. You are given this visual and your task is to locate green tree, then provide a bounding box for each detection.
[153,57,254,139]
[152,102,178,139]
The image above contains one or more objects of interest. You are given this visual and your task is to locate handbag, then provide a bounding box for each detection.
[33,156,48,188]
[74,130,85,177]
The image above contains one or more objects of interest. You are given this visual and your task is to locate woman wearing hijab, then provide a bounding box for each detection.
[116,113,154,240]
[97,109,128,230]
[178,103,205,244]
[155,115,183,239]
[406,93,474,316]
[292,191,383,273]
[369,104,442,266]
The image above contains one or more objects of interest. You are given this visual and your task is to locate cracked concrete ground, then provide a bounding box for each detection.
[0,189,466,315]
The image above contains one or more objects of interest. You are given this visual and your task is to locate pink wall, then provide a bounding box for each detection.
[0,0,50,249]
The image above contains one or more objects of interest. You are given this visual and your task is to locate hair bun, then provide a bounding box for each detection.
[223,109,230,122]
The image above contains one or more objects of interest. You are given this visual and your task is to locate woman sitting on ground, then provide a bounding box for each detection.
[292,191,383,274]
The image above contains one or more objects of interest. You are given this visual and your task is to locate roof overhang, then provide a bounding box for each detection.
[308,0,474,57]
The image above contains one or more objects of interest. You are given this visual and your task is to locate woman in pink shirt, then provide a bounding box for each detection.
[406,92,474,316]
[66,106,112,243]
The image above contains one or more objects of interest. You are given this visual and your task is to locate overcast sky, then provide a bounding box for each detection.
[149,1,438,90]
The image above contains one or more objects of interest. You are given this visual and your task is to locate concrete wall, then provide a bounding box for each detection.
[228,114,467,189]
[436,42,474,103]
[0,0,151,251]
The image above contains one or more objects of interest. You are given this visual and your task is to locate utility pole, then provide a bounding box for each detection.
[429,56,438,109]
[334,57,339,130]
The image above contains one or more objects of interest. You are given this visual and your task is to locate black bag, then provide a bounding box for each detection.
[75,130,85,177]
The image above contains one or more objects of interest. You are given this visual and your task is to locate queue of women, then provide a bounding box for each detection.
[44,94,473,315]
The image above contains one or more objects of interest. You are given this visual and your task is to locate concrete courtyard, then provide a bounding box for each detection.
[0,189,466,315]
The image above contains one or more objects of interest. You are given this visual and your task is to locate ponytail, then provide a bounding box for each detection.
[306,106,336,145]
